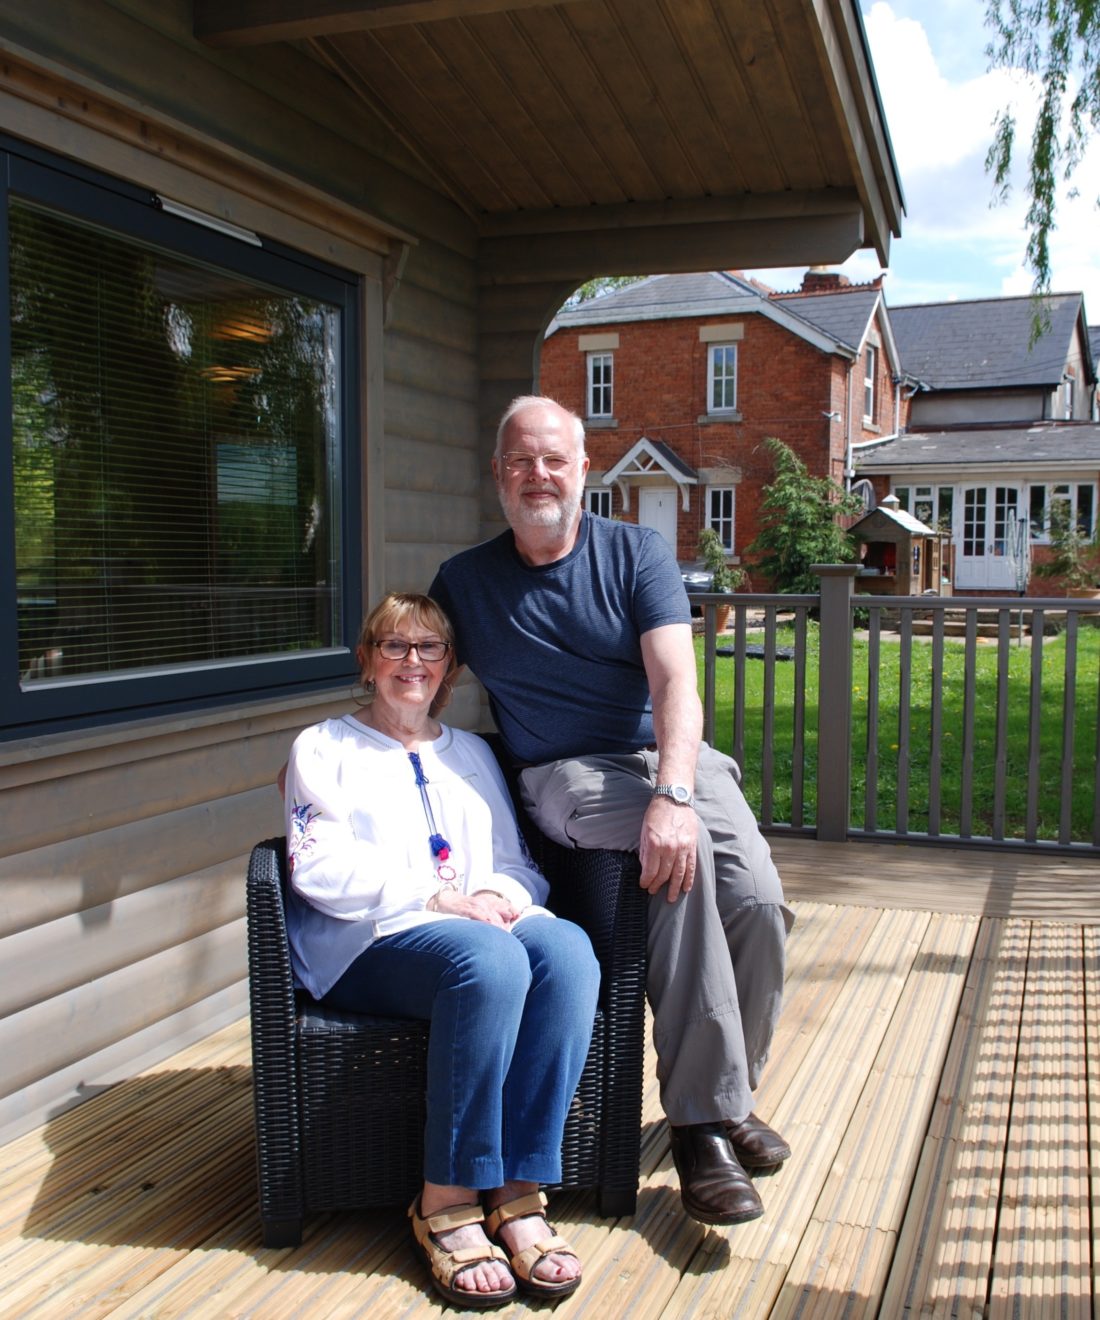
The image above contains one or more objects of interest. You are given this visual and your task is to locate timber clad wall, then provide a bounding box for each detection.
[0,0,488,1141]
[0,693,348,1144]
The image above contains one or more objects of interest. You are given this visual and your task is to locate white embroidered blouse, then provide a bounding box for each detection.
[284,715,551,998]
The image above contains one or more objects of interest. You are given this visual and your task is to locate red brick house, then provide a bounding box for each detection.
[540,269,905,579]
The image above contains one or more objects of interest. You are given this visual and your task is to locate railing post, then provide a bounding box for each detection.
[813,565,858,842]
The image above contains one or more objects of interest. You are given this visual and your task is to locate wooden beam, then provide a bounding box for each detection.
[478,188,864,238]
[194,0,576,48]
[803,0,905,262]
[478,206,866,286]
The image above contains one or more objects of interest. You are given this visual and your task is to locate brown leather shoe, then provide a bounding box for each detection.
[668,1122,764,1225]
[724,1113,792,1170]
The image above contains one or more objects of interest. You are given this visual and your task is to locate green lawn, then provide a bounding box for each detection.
[697,623,1100,843]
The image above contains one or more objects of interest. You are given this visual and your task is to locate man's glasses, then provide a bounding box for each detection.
[372,639,451,662]
[500,451,575,475]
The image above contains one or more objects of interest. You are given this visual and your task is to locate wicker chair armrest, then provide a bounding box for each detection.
[246,837,305,1231]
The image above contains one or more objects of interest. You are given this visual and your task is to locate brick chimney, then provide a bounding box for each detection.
[801,267,850,293]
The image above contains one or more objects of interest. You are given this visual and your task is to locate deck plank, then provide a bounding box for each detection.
[881,919,1027,1318]
[0,840,1096,1319]
[659,908,937,1318]
[770,914,978,1319]
[988,923,1092,1320]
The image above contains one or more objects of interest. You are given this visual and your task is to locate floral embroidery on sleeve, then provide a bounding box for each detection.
[289,800,322,874]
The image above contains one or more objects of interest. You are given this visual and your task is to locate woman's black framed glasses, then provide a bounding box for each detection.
[372,639,451,662]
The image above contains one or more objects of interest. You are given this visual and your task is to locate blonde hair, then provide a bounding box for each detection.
[356,592,458,717]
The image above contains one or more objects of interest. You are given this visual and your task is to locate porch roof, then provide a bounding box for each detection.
[854,421,1100,473]
[193,0,905,276]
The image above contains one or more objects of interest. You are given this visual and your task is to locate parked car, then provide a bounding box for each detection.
[680,563,710,616]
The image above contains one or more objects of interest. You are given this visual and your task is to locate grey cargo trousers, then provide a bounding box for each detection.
[520,743,793,1127]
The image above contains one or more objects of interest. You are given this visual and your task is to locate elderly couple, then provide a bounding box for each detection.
[282,395,793,1308]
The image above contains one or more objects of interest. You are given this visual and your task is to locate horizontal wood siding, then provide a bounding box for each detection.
[0,0,483,1141]
[0,691,352,1144]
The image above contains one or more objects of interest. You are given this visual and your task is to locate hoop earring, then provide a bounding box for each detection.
[352,677,376,708]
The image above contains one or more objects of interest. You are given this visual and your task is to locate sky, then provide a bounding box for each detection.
[751,1,1100,320]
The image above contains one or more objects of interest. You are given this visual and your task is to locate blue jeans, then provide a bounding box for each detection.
[320,915,600,1189]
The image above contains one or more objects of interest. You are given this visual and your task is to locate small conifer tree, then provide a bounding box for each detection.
[746,437,863,593]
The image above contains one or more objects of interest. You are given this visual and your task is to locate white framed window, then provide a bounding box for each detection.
[707,486,735,551]
[585,487,612,519]
[863,345,877,423]
[707,344,737,413]
[894,484,954,533]
[587,352,613,418]
[1029,482,1095,540]
[1062,375,1075,419]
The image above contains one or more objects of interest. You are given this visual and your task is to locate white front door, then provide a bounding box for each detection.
[639,487,678,554]
[956,484,1022,589]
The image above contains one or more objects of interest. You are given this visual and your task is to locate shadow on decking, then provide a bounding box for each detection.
[20,1067,255,1252]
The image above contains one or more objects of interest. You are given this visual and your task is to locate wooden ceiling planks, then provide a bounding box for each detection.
[199,0,904,261]
[511,3,665,205]
[562,0,707,202]
[453,8,623,209]
[596,0,736,201]
[660,0,781,196]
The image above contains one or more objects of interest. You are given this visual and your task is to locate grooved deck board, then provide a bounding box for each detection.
[0,841,1096,1318]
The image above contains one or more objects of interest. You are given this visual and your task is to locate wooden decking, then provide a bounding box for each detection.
[1,840,1097,1318]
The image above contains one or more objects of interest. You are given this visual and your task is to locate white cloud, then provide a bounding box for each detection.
[754,2,1100,319]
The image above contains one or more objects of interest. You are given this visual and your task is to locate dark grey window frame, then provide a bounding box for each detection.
[0,139,363,740]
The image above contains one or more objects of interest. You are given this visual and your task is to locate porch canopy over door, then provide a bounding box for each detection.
[196,0,906,461]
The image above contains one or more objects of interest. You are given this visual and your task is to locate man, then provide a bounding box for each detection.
[429,395,794,1226]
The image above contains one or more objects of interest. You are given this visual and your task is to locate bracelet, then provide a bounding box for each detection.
[427,878,460,912]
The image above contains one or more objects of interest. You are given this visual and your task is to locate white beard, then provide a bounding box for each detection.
[498,483,582,537]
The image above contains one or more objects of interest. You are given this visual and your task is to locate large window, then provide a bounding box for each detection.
[894,484,954,533]
[3,145,360,736]
[707,486,735,551]
[587,352,613,418]
[707,344,737,413]
[1029,482,1095,541]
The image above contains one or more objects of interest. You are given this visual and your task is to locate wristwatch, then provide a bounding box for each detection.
[653,783,696,808]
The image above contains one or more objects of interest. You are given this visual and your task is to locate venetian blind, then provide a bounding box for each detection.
[12,198,342,686]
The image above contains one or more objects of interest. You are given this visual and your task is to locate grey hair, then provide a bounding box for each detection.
[494,395,586,459]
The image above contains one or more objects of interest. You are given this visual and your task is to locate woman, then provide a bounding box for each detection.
[284,592,599,1308]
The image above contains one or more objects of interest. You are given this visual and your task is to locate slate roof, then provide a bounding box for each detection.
[646,438,699,481]
[547,272,764,330]
[769,287,881,353]
[890,294,1086,391]
[546,270,877,358]
[854,421,1100,471]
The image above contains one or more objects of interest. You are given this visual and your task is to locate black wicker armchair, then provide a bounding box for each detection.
[246,769,647,1248]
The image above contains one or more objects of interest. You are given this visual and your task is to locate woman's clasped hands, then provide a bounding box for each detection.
[429,887,521,928]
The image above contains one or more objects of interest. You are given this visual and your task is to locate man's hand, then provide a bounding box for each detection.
[638,795,698,901]
[430,888,521,927]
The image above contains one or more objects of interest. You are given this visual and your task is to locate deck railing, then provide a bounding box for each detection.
[695,565,1100,855]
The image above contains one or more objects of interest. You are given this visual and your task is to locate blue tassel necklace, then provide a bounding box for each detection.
[408,751,457,884]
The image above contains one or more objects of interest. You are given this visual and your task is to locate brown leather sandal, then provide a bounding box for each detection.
[408,1198,516,1310]
[484,1189,582,1299]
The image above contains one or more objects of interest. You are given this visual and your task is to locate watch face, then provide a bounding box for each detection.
[671,785,691,804]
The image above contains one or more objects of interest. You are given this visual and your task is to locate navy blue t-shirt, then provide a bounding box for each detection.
[429,513,691,764]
